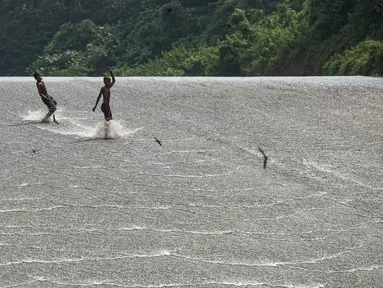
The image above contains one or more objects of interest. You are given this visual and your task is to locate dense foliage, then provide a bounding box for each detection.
[0,0,382,76]
[324,40,383,76]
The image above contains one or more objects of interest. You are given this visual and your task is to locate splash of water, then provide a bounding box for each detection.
[94,120,138,139]
[22,110,51,122]
[13,109,142,139]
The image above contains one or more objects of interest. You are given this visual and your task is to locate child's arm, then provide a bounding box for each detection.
[108,67,116,88]
[92,88,103,111]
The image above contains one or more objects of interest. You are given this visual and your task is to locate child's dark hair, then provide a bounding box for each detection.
[33,71,40,78]
[104,76,111,81]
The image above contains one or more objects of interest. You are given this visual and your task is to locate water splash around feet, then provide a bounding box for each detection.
[94,120,141,139]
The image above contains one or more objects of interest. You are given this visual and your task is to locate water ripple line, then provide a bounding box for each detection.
[171,244,362,268]
[0,205,64,213]
[0,250,171,267]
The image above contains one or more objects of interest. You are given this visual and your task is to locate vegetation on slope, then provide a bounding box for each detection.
[0,0,382,76]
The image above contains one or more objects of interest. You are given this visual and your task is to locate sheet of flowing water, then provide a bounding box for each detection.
[0,76,382,287]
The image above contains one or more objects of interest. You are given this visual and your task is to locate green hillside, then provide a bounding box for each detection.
[1,0,382,76]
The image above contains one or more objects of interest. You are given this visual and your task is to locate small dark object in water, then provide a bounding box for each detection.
[258,147,268,169]
[154,137,162,146]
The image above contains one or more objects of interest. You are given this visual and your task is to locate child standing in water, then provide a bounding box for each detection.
[92,68,116,121]
[33,71,58,124]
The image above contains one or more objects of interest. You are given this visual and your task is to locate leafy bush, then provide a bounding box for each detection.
[324,40,383,76]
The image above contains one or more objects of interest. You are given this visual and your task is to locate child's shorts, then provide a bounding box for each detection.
[101,103,112,119]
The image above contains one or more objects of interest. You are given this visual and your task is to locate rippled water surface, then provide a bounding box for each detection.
[1,76,382,287]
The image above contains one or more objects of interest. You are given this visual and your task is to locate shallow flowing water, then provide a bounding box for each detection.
[1,76,382,287]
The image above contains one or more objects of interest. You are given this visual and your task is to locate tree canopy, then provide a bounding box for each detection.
[0,0,382,76]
